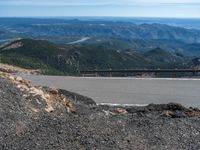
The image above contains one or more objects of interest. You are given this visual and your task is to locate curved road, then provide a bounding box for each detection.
[21,75,200,107]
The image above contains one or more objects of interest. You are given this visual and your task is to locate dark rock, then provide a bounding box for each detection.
[147,103,187,111]
[58,89,96,106]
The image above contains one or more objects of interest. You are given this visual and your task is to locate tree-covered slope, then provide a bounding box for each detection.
[0,39,186,75]
[0,39,73,74]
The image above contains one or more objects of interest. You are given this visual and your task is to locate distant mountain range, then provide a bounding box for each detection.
[1,18,200,55]
[1,18,200,44]
[0,18,200,74]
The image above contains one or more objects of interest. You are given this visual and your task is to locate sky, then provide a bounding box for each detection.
[0,0,200,18]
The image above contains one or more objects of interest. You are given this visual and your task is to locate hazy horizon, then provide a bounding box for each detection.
[0,0,200,18]
[0,16,200,19]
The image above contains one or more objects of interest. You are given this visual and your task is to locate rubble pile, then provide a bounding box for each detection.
[0,73,74,113]
[0,73,200,150]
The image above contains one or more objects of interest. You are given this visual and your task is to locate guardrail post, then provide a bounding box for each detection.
[192,71,196,76]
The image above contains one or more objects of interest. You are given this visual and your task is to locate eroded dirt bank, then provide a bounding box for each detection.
[0,63,40,74]
[0,73,200,150]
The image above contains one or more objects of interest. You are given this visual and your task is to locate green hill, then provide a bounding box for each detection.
[0,39,73,74]
[144,47,185,68]
[0,39,186,75]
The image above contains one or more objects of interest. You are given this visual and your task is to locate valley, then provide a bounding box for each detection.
[0,18,200,76]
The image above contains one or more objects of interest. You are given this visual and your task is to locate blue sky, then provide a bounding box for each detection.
[0,0,200,18]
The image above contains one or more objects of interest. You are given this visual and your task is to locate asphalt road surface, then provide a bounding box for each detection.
[21,75,200,107]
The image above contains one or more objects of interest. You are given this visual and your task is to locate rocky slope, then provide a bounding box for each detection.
[0,73,200,150]
[188,58,200,69]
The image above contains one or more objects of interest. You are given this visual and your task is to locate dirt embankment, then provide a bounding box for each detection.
[0,73,200,150]
[0,63,41,74]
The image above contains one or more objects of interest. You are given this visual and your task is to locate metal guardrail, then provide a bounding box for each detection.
[80,69,200,74]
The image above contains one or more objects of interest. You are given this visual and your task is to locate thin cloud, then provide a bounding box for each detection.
[0,0,199,18]
[1,0,200,6]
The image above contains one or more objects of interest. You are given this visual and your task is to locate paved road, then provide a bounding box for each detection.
[21,75,200,107]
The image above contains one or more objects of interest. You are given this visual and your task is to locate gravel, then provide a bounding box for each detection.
[0,77,200,150]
